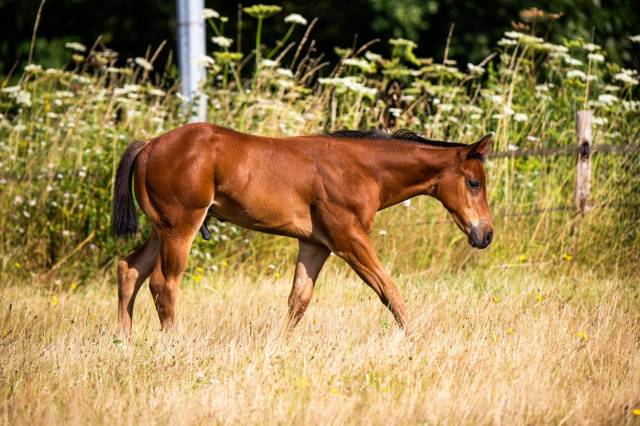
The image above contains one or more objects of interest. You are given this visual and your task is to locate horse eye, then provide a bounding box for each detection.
[467,179,481,189]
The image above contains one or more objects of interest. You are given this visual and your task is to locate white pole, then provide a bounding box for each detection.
[177,0,207,122]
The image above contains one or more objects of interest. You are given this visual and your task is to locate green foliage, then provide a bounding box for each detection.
[0,8,639,285]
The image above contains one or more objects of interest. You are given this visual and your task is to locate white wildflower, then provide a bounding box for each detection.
[563,56,583,66]
[629,35,640,43]
[513,113,528,122]
[202,8,219,19]
[284,13,307,25]
[592,116,608,126]
[378,230,388,236]
[613,69,638,86]
[16,91,32,107]
[498,38,517,47]
[389,108,402,117]
[124,84,141,92]
[276,68,294,78]
[148,88,166,97]
[55,90,74,98]
[566,69,587,80]
[603,84,620,92]
[24,64,42,73]
[598,94,618,105]
[507,144,519,151]
[505,31,523,39]
[134,57,153,71]
[199,54,215,67]
[365,51,383,62]
[490,94,504,104]
[582,43,601,52]
[539,43,568,53]
[342,58,375,73]
[520,34,544,45]
[14,195,24,205]
[260,59,278,68]
[65,42,86,52]
[467,63,485,75]
[461,105,483,114]
[588,53,605,63]
[211,36,233,48]
[276,79,294,89]
[1,85,20,94]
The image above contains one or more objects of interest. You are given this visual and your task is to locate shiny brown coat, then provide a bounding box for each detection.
[113,123,493,336]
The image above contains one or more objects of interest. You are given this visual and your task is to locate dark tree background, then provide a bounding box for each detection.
[1,0,638,77]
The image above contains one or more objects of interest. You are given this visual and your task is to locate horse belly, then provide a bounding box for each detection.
[210,190,313,239]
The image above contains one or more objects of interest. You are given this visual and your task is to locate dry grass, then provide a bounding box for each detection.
[2,262,639,425]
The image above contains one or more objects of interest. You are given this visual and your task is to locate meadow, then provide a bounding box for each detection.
[1,5,639,425]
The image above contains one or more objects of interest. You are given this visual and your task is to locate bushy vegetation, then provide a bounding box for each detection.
[0,6,639,287]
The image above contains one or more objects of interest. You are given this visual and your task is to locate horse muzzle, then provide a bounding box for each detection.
[469,224,493,249]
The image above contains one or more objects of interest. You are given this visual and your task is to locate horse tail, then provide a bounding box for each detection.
[112,140,148,238]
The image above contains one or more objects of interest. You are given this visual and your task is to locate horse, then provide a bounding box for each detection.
[113,124,493,336]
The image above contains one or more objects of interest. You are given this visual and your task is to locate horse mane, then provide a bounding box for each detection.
[328,128,468,148]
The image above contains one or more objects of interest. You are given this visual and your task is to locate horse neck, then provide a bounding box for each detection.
[371,144,458,209]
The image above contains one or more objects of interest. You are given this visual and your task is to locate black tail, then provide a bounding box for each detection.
[112,140,147,238]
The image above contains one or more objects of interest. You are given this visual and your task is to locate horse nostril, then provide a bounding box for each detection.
[484,230,493,245]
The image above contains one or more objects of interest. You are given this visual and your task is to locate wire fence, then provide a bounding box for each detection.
[491,143,640,159]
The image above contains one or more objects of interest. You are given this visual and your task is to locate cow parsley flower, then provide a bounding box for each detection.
[65,42,86,52]
[284,13,307,25]
[202,8,219,19]
[588,53,605,63]
[581,43,601,52]
[211,36,233,48]
[563,56,583,67]
[566,69,587,80]
[467,63,485,75]
[1,85,20,94]
[613,69,638,86]
[597,94,618,105]
[134,57,153,71]
[513,113,528,122]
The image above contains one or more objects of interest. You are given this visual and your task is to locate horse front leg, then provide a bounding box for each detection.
[330,226,411,332]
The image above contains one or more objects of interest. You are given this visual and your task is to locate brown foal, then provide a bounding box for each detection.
[113,124,493,336]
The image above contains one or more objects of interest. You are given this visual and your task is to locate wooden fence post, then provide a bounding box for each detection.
[574,110,593,214]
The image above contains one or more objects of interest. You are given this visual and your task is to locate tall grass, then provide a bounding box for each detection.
[1,267,639,424]
[0,8,638,287]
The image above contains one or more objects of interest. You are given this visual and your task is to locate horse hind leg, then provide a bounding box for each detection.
[149,208,207,330]
[117,228,160,337]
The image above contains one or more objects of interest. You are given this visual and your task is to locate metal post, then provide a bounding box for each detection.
[177,0,207,122]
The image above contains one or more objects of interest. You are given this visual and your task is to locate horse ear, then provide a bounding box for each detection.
[466,134,492,161]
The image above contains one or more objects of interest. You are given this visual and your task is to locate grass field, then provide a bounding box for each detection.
[2,6,640,425]
[2,261,639,425]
